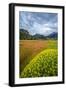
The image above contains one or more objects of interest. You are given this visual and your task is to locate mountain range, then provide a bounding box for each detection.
[20,29,58,40]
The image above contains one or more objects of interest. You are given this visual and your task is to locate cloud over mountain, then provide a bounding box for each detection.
[19,11,58,36]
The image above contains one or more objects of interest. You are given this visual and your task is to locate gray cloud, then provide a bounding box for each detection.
[19,11,58,36]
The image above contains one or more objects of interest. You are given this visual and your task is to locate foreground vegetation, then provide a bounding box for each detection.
[20,40,58,77]
[21,49,58,78]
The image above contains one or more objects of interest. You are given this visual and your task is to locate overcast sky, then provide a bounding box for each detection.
[19,11,58,36]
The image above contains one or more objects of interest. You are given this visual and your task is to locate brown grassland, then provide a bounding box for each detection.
[19,40,57,76]
[20,40,48,73]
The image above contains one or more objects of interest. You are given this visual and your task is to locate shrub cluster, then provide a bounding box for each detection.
[21,49,58,78]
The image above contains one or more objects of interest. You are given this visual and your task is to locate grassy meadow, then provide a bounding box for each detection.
[19,40,58,78]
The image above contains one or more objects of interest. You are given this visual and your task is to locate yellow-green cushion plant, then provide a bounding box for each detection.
[21,49,58,78]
